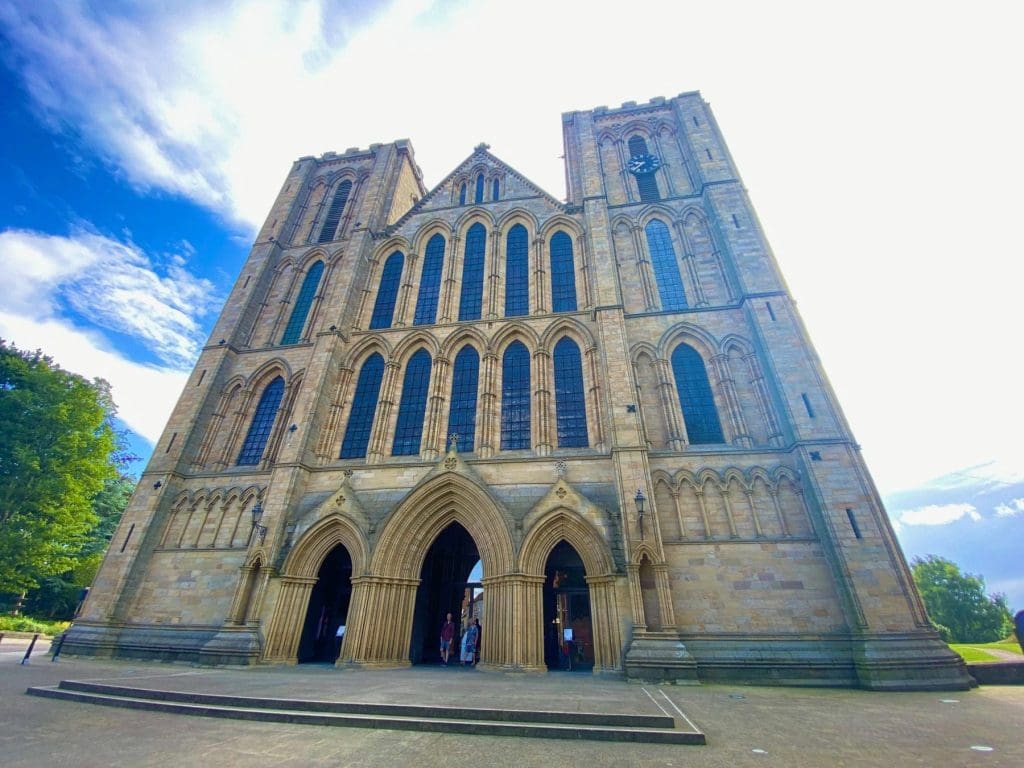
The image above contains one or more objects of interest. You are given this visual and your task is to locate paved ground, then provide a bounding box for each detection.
[2,636,1022,767]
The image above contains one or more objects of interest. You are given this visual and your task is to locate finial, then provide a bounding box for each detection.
[473,142,491,153]
[556,460,567,478]
[448,433,459,452]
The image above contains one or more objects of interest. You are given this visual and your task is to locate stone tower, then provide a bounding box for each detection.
[67,93,969,690]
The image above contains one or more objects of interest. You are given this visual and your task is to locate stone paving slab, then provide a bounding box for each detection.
[3,650,1023,767]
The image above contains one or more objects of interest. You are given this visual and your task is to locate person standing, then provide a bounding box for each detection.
[461,618,479,666]
[473,618,482,666]
[439,612,456,665]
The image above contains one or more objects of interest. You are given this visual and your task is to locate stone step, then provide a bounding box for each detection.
[26,681,705,745]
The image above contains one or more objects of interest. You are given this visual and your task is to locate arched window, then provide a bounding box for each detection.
[671,343,723,444]
[644,220,687,310]
[549,231,577,312]
[505,224,529,317]
[501,341,531,450]
[369,251,404,329]
[492,178,500,201]
[475,173,485,204]
[237,376,284,465]
[459,183,467,206]
[447,345,479,452]
[414,234,445,325]
[340,353,385,458]
[392,349,432,456]
[280,260,324,345]
[628,135,650,156]
[554,337,588,448]
[317,180,352,243]
[458,223,486,321]
[628,136,660,202]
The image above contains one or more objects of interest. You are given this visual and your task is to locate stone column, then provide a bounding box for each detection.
[533,348,552,456]
[532,236,547,314]
[654,358,686,450]
[631,225,657,310]
[712,354,752,447]
[263,575,317,663]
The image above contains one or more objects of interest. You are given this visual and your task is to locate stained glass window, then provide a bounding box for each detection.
[475,173,484,204]
[671,343,723,444]
[237,377,284,465]
[458,223,486,321]
[492,178,500,201]
[369,251,404,329]
[501,341,531,450]
[413,234,445,325]
[505,224,529,317]
[392,349,432,456]
[549,232,577,312]
[447,345,479,452]
[340,354,385,458]
[645,220,687,310]
[459,183,467,206]
[554,337,588,448]
[280,261,324,344]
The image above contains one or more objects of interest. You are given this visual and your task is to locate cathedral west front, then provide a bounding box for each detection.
[66,92,970,690]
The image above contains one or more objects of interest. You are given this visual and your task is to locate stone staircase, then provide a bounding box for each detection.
[27,680,705,744]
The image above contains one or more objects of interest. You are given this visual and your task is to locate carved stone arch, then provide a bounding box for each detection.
[453,207,497,236]
[658,322,721,363]
[539,215,584,242]
[410,220,453,254]
[245,358,294,391]
[675,469,699,490]
[609,213,636,234]
[720,333,755,357]
[519,507,615,578]
[637,205,680,230]
[281,513,370,580]
[368,236,411,266]
[439,326,489,361]
[773,466,801,486]
[621,120,656,143]
[390,330,442,363]
[494,208,540,237]
[538,316,595,351]
[596,130,617,146]
[294,248,330,273]
[629,341,660,366]
[631,541,662,567]
[650,468,676,492]
[722,467,750,493]
[748,466,774,487]
[371,471,515,579]
[490,322,541,356]
[697,468,722,492]
[343,336,393,369]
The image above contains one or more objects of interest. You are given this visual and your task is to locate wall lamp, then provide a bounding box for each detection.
[634,489,646,539]
[251,502,268,543]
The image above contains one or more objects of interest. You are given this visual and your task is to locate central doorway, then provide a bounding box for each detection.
[410,522,482,664]
[543,540,594,671]
[297,544,352,663]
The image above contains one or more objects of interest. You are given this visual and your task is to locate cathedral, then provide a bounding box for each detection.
[67,92,969,689]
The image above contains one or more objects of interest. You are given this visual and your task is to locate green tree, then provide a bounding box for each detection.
[0,341,118,594]
[911,555,1014,643]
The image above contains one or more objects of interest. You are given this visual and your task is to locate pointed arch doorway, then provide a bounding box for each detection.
[543,541,594,671]
[410,522,482,664]
[297,544,353,663]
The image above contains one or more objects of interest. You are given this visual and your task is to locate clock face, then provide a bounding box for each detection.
[627,153,661,175]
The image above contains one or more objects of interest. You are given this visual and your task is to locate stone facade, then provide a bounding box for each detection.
[65,93,970,690]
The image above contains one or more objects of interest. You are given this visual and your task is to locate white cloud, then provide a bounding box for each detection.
[0,229,218,442]
[995,499,1024,518]
[895,503,981,528]
[0,229,218,367]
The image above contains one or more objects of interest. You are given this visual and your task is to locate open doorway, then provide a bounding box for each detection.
[297,544,352,663]
[409,522,482,664]
[543,540,593,671]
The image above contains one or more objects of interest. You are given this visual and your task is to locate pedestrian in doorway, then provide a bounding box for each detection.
[473,618,482,665]
[439,612,456,665]
[461,618,479,666]
[334,624,345,658]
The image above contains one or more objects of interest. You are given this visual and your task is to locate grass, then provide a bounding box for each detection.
[0,615,71,637]
[949,640,1023,663]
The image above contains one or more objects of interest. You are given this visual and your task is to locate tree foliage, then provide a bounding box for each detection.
[0,340,119,594]
[912,555,1013,643]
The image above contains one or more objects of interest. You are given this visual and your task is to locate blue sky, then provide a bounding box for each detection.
[1,0,1021,608]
